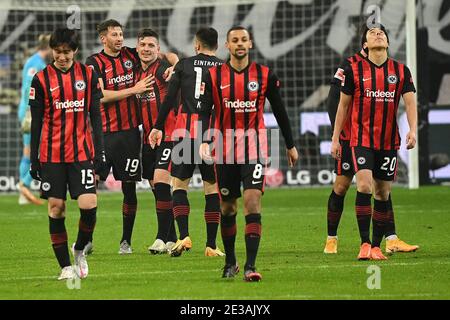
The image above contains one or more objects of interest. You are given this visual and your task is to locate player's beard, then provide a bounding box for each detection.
[233,49,248,60]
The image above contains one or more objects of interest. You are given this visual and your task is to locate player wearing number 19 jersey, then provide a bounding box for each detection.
[199,26,298,281]
[29,28,108,280]
[331,24,418,260]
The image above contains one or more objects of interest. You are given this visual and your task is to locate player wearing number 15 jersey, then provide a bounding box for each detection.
[29,28,108,281]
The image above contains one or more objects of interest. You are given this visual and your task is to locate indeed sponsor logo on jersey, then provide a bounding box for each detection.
[223,99,257,112]
[365,89,396,99]
[108,72,134,86]
[55,99,85,111]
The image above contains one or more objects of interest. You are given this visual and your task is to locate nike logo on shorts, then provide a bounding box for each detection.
[252,180,262,185]
[85,185,95,190]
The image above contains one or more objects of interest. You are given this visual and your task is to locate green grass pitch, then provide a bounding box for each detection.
[0,186,449,300]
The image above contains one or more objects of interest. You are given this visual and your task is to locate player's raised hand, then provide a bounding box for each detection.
[286,147,299,168]
[406,130,416,149]
[149,128,163,149]
[199,142,213,164]
[331,139,341,160]
[133,75,155,94]
[163,66,175,82]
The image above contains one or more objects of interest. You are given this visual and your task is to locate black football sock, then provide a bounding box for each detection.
[221,214,237,265]
[173,189,190,239]
[49,216,71,268]
[154,183,174,242]
[355,191,372,244]
[372,199,389,248]
[74,207,97,251]
[327,190,345,237]
[204,193,221,249]
[244,213,262,270]
[121,182,137,244]
[385,194,396,237]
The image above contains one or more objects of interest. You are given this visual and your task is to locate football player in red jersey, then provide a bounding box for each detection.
[29,28,108,280]
[199,26,298,281]
[331,24,418,260]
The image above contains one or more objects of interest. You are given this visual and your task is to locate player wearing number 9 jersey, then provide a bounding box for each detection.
[29,28,107,280]
[134,28,178,254]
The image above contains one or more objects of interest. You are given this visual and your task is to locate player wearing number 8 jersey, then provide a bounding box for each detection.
[199,26,298,281]
[29,28,108,280]
[331,24,418,260]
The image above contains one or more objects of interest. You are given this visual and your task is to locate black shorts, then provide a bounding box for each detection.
[104,128,141,181]
[215,163,266,201]
[335,140,354,176]
[352,146,398,181]
[142,142,173,180]
[170,139,215,182]
[40,161,96,200]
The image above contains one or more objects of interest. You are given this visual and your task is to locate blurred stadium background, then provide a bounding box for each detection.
[1,0,449,193]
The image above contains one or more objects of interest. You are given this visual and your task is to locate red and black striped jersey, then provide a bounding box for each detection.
[86,47,140,133]
[135,59,176,144]
[29,62,103,163]
[154,53,223,139]
[329,51,366,141]
[341,58,416,150]
[200,61,294,163]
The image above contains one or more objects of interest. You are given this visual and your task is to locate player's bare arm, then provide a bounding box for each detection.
[331,92,352,160]
[99,74,155,104]
[403,91,418,150]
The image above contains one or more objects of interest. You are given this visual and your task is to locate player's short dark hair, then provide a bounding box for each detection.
[226,26,252,40]
[195,27,218,50]
[49,28,79,51]
[360,23,390,48]
[97,19,123,36]
[137,28,159,42]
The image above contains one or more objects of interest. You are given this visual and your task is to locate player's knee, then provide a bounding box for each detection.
[243,190,262,213]
[334,182,350,196]
[154,169,171,185]
[203,180,217,195]
[221,201,237,216]
[373,188,390,201]
[172,177,189,191]
[78,194,97,210]
[357,183,372,194]
[48,200,65,218]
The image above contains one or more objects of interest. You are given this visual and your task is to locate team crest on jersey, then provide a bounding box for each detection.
[124,60,133,70]
[387,75,398,84]
[357,157,366,165]
[247,81,259,92]
[342,162,350,170]
[75,80,86,91]
[42,182,51,192]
